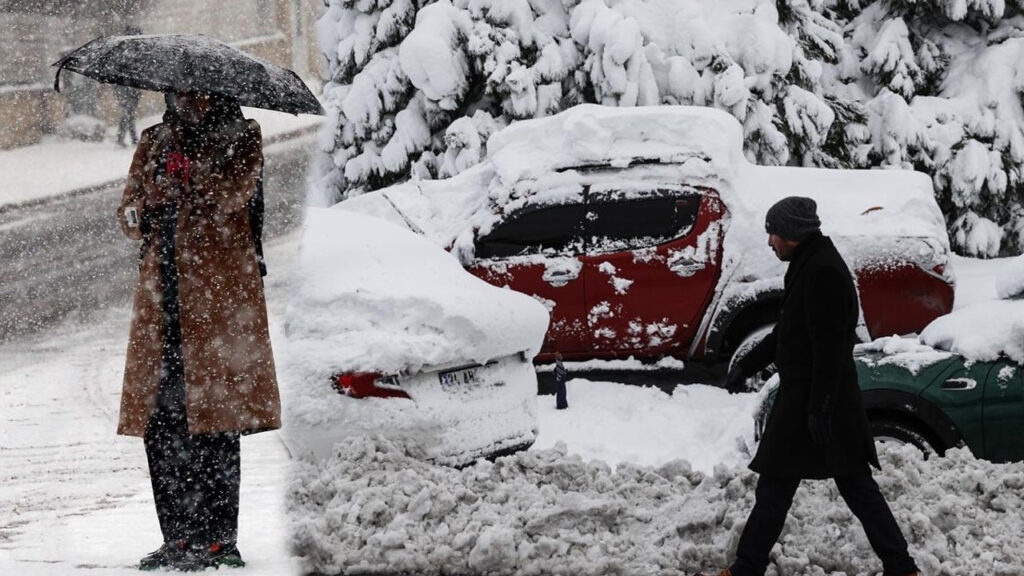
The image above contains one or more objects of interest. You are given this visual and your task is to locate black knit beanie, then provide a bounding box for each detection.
[765,196,821,241]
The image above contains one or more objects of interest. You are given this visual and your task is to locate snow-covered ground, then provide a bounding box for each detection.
[0,236,305,576]
[1,214,1022,575]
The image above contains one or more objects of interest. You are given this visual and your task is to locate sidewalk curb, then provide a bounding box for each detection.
[0,125,318,216]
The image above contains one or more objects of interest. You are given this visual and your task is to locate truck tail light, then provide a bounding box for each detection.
[333,372,410,399]
[923,262,954,284]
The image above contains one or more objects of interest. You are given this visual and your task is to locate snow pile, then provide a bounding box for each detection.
[920,300,1024,364]
[282,208,548,456]
[289,439,1024,576]
[533,381,759,471]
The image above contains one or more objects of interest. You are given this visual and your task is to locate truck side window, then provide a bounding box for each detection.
[475,203,587,258]
[588,195,700,252]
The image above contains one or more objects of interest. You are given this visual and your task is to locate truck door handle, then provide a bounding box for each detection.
[668,255,705,277]
[942,378,977,391]
[542,268,579,283]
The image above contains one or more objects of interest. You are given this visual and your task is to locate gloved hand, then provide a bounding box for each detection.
[808,412,832,445]
[725,365,748,394]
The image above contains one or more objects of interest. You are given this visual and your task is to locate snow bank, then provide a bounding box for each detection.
[289,438,1024,576]
[920,300,1024,364]
[534,380,759,471]
[282,208,548,459]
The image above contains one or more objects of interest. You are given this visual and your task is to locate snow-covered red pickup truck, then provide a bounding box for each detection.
[338,105,955,372]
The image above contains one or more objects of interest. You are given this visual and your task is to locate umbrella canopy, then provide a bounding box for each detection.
[53,34,323,116]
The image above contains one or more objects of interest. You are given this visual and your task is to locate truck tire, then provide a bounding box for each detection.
[871,419,940,457]
[727,324,776,392]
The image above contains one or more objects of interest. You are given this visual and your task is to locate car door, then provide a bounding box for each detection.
[467,201,590,356]
[921,359,990,456]
[983,359,1024,463]
[581,187,724,356]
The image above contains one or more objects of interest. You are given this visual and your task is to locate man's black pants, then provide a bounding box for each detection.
[730,472,918,576]
[143,364,240,547]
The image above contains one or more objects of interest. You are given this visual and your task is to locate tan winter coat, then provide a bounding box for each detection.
[116,118,281,437]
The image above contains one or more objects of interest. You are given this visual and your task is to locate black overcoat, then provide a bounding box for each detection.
[739,232,879,479]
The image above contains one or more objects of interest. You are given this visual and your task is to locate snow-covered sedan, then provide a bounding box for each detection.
[281,208,549,466]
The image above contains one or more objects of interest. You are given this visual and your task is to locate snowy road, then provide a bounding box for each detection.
[0,234,305,575]
[0,137,313,343]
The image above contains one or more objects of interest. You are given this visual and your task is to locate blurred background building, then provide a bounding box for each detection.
[0,0,325,149]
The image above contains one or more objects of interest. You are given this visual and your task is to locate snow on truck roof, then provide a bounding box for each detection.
[338,105,950,262]
[485,104,745,186]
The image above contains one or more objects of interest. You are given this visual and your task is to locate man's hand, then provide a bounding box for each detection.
[808,413,832,445]
[725,365,748,394]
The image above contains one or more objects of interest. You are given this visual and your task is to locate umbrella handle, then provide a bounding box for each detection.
[53,67,62,93]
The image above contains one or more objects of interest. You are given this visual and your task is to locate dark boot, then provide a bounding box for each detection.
[138,540,189,571]
[192,542,245,569]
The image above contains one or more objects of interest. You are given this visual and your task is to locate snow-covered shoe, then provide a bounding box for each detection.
[138,540,189,571]
[195,542,245,569]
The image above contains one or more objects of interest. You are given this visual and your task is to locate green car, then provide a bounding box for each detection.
[757,333,1024,463]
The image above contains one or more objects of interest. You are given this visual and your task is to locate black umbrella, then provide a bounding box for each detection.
[53,34,324,115]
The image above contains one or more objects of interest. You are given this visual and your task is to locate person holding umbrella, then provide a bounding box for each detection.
[55,34,321,571]
[116,90,279,571]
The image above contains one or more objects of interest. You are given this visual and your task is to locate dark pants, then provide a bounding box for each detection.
[143,364,240,546]
[144,203,240,546]
[730,472,918,576]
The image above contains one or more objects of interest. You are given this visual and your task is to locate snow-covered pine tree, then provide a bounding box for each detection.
[830,0,1024,256]
[315,0,1024,256]
[315,0,859,207]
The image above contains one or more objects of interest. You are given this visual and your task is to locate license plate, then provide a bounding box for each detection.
[439,366,480,388]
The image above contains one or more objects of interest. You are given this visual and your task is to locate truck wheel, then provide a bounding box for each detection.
[871,419,940,457]
[727,324,776,392]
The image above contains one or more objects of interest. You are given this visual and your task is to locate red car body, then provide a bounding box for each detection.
[464,183,954,367]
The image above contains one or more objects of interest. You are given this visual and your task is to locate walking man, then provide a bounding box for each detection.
[700,197,919,576]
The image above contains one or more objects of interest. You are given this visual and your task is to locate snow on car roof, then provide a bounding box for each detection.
[731,165,946,240]
[855,335,956,375]
[485,103,745,187]
[920,299,1024,364]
